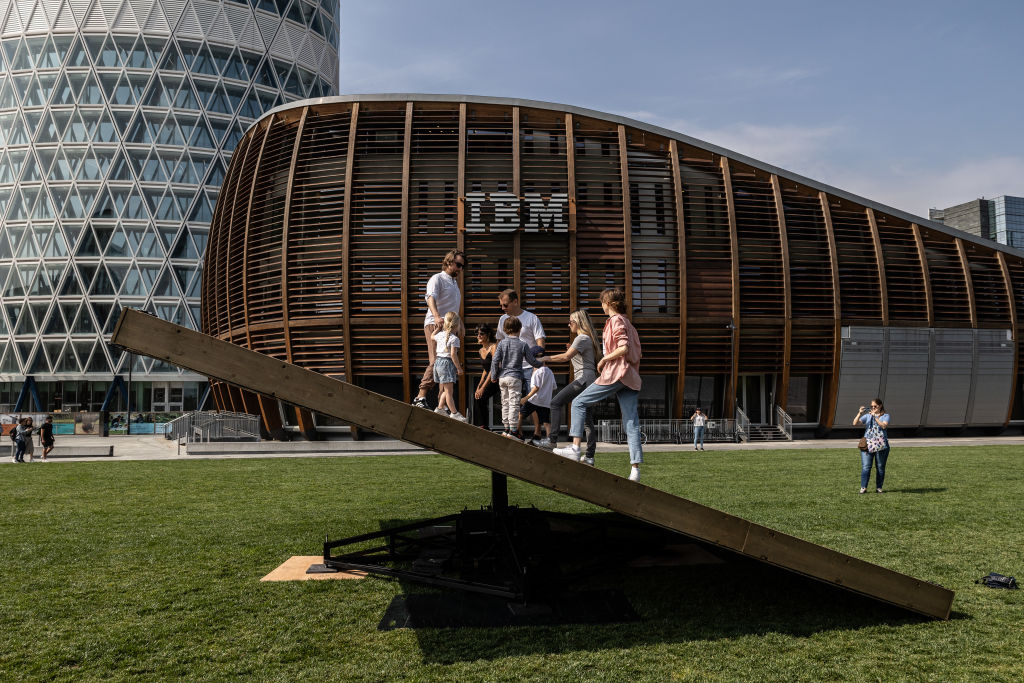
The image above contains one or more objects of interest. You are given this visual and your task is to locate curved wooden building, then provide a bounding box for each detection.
[202,95,1024,437]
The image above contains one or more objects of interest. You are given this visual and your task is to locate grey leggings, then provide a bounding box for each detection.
[549,377,597,456]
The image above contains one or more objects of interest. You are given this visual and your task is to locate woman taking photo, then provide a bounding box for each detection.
[472,324,499,428]
[854,398,891,493]
[554,288,644,481]
[545,310,601,461]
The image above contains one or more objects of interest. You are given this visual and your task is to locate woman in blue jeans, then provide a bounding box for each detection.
[854,398,890,493]
[554,288,644,481]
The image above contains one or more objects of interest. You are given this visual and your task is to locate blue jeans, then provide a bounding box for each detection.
[569,380,643,465]
[861,447,889,489]
[694,425,705,448]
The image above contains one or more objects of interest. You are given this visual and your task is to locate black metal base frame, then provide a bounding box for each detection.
[324,473,693,602]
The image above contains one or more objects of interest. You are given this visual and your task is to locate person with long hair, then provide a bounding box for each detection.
[554,289,645,481]
[432,311,467,422]
[472,323,499,428]
[544,309,601,459]
[854,398,890,493]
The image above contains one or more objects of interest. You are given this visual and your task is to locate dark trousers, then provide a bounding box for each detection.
[472,381,500,428]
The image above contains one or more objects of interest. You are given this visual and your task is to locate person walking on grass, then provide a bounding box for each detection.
[432,311,467,422]
[412,249,466,409]
[554,288,644,481]
[854,398,890,494]
[691,407,707,451]
[489,316,545,439]
[545,309,601,463]
[39,416,54,461]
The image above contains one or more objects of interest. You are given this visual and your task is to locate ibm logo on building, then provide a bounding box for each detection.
[464,193,569,232]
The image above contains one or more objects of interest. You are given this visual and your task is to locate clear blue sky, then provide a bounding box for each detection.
[338,0,1023,219]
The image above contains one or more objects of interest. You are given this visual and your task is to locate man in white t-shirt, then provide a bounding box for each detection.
[495,289,545,388]
[412,249,465,409]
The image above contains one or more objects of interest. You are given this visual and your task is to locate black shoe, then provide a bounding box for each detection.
[412,397,429,409]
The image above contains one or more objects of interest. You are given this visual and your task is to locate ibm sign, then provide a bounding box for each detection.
[464,192,569,232]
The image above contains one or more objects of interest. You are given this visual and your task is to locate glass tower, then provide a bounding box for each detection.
[0,0,339,411]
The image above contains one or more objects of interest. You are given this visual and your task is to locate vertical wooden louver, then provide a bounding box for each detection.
[203,97,1024,434]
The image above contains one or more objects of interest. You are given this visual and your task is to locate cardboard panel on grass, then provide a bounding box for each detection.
[112,308,954,620]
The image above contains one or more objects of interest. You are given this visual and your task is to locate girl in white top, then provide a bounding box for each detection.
[432,312,467,421]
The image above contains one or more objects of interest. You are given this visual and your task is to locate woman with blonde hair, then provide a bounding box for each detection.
[555,289,644,481]
[432,311,467,421]
[544,309,601,459]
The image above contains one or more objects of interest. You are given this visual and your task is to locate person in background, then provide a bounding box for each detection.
[854,398,891,494]
[517,346,555,445]
[690,407,707,451]
[472,324,499,428]
[412,249,466,409]
[432,311,467,422]
[496,289,545,388]
[489,316,544,439]
[545,309,601,464]
[17,417,35,463]
[39,416,55,461]
[554,288,644,481]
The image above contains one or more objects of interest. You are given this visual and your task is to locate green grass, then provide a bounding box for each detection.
[1,446,1023,681]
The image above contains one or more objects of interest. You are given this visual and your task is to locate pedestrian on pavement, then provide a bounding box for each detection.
[39,416,55,461]
[691,407,708,451]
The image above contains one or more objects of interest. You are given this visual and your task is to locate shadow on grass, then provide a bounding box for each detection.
[407,557,938,663]
[348,513,944,664]
[886,487,948,494]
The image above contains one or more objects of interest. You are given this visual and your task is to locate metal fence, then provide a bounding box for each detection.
[735,407,750,443]
[164,411,261,444]
[598,418,738,444]
[776,405,794,440]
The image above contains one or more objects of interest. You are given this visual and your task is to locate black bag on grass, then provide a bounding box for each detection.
[976,572,1018,589]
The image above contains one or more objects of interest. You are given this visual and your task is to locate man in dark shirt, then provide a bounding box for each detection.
[40,416,55,461]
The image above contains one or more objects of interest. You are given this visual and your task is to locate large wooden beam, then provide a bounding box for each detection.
[565,113,578,312]
[112,308,954,621]
[912,224,935,327]
[866,208,889,326]
[670,140,687,419]
[400,102,413,403]
[771,175,792,411]
[956,238,978,329]
[819,192,842,430]
[720,157,740,419]
[997,251,1018,427]
[618,125,633,314]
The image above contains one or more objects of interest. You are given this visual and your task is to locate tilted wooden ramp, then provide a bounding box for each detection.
[112,309,954,619]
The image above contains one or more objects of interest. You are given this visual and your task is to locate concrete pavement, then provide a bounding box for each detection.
[4,432,1024,464]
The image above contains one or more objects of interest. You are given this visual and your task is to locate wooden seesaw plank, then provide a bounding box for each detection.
[111,309,954,619]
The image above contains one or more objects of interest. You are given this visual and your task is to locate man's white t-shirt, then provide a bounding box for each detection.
[527,366,555,408]
[497,309,545,370]
[424,271,460,326]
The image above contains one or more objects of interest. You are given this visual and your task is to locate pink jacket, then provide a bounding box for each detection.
[597,314,642,390]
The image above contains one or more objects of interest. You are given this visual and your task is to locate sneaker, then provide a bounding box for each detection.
[694,446,699,450]
[412,397,429,409]
[628,466,640,482]
[536,438,553,449]
[508,433,523,442]
[553,445,580,460]
[859,487,867,494]
[700,447,705,451]
[876,488,883,494]
[501,431,511,438]
[433,406,449,416]
[580,456,595,466]
[450,412,468,422]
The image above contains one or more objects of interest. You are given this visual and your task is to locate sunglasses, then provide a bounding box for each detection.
[453,261,465,269]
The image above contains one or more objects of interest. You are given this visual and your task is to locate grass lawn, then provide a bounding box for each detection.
[2,445,1023,681]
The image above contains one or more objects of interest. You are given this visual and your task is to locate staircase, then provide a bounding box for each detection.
[746,423,790,442]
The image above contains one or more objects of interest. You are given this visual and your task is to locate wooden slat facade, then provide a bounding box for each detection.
[203,97,1024,434]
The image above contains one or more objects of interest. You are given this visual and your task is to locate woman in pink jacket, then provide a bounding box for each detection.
[554,288,644,481]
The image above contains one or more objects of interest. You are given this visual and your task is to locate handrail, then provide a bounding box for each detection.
[735,406,750,443]
[776,405,794,440]
[596,418,737,444]
[165,411,260,445]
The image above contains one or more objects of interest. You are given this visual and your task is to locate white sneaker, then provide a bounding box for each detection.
[580,456,595,466]
[434,406,449,415]
[449,412,468,422]
[536,438,553,449]
[553,445,580,460]
[628,466,640,482]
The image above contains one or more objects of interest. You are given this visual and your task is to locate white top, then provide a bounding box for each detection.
[527,365,555,408]
[433,330,461,359]
[692,414,707,427]
[424,271,460,326]
[496,308,546,370]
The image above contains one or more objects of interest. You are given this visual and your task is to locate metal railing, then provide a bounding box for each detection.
[735,406,750,443]
[598,418,738,444]
[165,411,261,446]
[776,405,794,440]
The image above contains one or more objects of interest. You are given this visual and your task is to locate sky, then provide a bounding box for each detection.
[337,0,1024,220]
